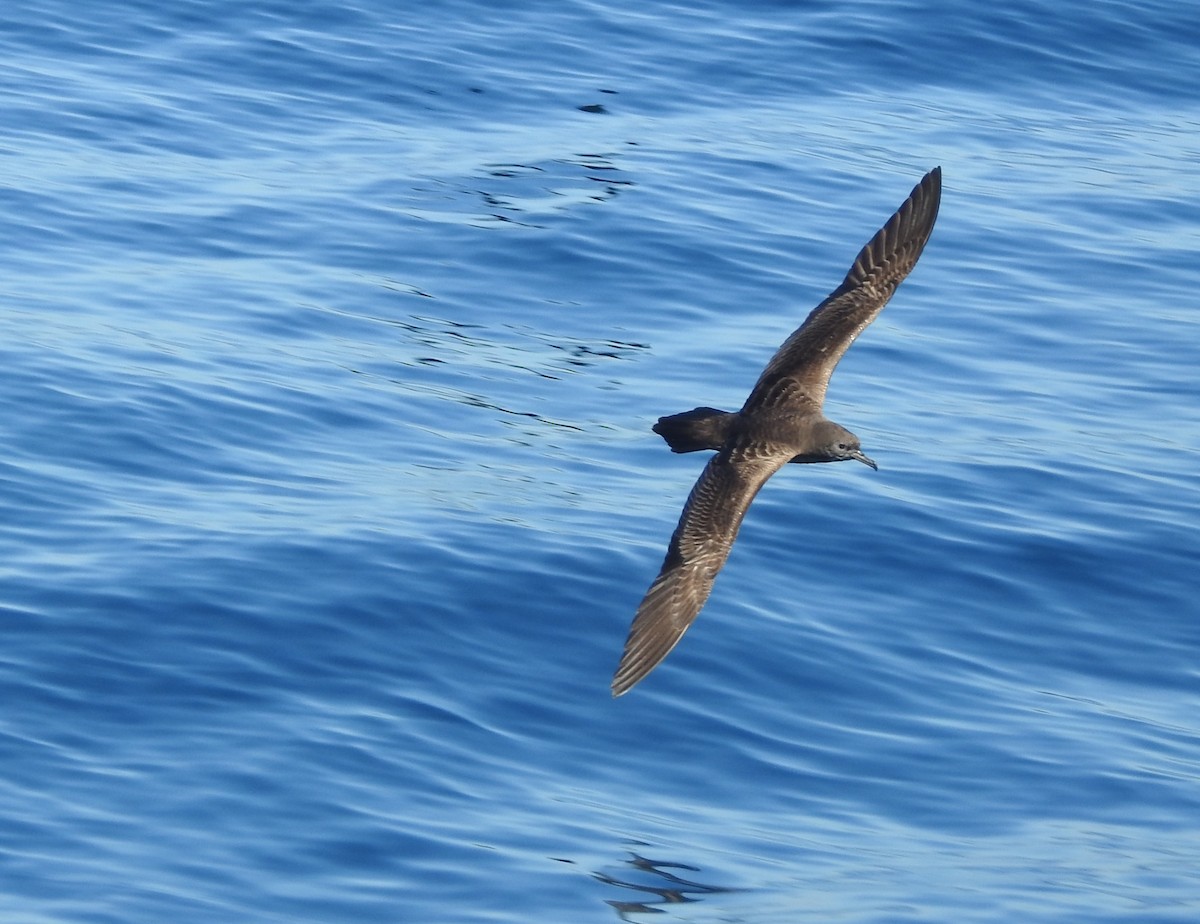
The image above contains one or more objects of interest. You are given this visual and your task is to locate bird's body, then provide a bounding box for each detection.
[612,167,942,697]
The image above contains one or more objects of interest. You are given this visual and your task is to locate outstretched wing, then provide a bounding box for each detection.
[744,167,941,415]
[612,452,786,696]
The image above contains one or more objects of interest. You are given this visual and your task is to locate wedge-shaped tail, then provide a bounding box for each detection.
[652,407,736,454]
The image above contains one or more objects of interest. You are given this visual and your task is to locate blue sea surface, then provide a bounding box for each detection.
[2,0,1199,921]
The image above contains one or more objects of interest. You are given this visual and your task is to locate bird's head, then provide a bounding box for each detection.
[810,420,877,470]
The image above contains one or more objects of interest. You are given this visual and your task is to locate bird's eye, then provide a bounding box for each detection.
[837,443,848,450]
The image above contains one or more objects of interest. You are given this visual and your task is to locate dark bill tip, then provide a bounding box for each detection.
[851,450,878,471]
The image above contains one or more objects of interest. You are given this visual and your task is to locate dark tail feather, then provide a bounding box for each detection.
[652,407,735,453]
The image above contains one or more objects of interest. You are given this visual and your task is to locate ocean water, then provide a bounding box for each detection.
[1,0,1199,921]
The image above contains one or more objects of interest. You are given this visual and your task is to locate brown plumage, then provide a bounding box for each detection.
[612,167,942,697]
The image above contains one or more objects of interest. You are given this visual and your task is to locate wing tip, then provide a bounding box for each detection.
[856,164,943,278]
[610,661,648,698]
[610,624,679,697]
[611,583,702,697]
[610,673,634,698]
[913,166,943,232]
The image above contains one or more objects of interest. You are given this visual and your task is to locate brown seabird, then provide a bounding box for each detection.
[612,167,942,697]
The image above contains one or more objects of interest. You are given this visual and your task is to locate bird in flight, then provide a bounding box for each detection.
[612,167,942,697]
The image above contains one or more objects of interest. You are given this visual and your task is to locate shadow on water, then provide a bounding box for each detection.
[593,848,741,919]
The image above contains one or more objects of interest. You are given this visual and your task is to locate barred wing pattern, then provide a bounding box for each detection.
[611,453,786,697]
[745,167,941,415]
